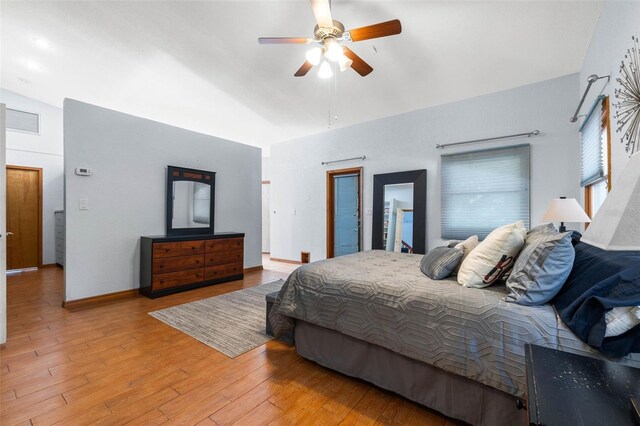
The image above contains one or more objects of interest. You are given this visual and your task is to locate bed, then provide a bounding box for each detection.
[270,250,640,425]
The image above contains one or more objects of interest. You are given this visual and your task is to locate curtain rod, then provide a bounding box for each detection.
[570,74,610,123]
[436,130,540,149]
[321,155,366,165]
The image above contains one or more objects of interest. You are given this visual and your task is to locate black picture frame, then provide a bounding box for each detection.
[372,169,427,254]
[166,165,216,237]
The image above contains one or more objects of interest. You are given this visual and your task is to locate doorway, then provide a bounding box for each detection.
[6,165,42,270]
[326,167,362,259]
[262,180,270,253]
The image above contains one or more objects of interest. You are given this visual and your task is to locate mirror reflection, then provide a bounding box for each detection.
[383,183,414,253]
[172,181,211,229]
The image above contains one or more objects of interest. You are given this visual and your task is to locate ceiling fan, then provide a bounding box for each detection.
[258,0,402,78]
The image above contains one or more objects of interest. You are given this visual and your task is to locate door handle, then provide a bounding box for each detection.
[6,232,13,236]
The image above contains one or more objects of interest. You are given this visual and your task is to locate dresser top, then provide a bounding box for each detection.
[141,232,244,243]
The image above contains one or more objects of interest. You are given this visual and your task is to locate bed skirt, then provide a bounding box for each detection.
[294,320,527,426]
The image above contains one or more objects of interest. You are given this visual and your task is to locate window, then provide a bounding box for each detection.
[441,144,530,240]
[580,96,611,218]
[6,108,40,134]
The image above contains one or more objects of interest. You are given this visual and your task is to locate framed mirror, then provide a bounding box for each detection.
[166,165,215,237]
[372,169,427,254]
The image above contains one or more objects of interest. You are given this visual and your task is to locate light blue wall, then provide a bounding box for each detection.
[270,74,581,262]
[64,100,262,301]
[579,0,640,184]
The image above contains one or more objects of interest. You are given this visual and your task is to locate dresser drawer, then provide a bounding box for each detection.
[153,241,204,258]
[152,269,203,290]
[205,250,243,267]
[153,254,204,275]
[205,263,243,281]
[205,238,244,253]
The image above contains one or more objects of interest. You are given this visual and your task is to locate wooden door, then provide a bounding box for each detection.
[6,166,42,270]
[1,104,7,344]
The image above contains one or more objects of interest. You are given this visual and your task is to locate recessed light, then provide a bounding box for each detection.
[22,60,42,71]
[32,36,53,50]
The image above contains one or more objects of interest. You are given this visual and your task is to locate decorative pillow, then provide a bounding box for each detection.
[457,221,526,288]
[454,235,479,267]
[505,229,575,305]
[420,247,464,280]
[527,223,556,238]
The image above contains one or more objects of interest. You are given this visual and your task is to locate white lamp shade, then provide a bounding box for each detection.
[582,152,640,250]
[542,198,591,223]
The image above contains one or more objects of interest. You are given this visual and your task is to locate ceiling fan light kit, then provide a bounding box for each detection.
[305,47,323,65]
[318,61,333,79]
[258,0,402,78]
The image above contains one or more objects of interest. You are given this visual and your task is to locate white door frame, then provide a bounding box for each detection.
[1,103,7,345]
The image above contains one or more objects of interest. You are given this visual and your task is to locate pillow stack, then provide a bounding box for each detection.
[457,221,527,288]
[505,223,575,305]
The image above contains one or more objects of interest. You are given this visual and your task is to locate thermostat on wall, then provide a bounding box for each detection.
[75,168,92,176]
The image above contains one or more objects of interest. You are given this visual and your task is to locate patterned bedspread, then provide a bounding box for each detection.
[270,250,640,398]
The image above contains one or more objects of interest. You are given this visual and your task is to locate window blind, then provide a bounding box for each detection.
[441,144,530,240]
[7,108,40,134]
[579,95,606,187]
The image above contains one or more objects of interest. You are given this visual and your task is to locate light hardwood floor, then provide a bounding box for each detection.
[1,263,453,425]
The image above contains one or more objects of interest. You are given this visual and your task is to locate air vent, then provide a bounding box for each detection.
[7,108,40,134]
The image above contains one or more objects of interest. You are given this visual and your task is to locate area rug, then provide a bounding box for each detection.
[148,279,284,358]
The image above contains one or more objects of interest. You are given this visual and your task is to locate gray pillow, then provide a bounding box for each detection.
[505,228,575,306]
[420,247,464,280]
[527,223,557,238]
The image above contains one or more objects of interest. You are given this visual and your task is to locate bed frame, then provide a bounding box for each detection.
[294,320,527,426]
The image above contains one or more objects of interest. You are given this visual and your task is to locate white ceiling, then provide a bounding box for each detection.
[1,1,603,154]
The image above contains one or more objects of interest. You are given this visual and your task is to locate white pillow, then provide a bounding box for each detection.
[457,221,526,288]
[454,235,479,272]
[605,306,640,337]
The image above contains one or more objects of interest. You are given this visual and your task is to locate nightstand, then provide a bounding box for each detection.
[525,343,640,426]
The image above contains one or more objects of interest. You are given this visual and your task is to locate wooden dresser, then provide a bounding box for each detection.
[140,232,244,298]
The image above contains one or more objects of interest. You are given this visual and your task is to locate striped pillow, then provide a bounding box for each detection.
[420,247,464,280]
[505,226,575,305]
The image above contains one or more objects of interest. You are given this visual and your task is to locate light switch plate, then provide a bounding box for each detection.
[79,199,89,210]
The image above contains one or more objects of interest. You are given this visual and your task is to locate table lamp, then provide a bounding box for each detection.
[542,196,591,232]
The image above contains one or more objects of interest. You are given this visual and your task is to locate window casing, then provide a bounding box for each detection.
[441,144,530,240]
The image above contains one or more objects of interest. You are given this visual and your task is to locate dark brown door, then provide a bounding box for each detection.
[6,166,42,270]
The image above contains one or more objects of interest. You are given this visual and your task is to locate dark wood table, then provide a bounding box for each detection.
[525,343,640,426]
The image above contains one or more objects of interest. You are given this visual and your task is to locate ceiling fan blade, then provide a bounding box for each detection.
[347,19,402,42]
[294,61,314,77]
[259,37,313,44]
[343,47,373,77]
[310,0,333,28]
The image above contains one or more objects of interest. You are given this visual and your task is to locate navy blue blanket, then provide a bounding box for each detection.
[552,242,640,358]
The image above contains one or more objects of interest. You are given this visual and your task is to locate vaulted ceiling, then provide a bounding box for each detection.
[1,1,603,154]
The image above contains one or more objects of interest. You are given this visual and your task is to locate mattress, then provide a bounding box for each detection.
[270,250,640,398]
